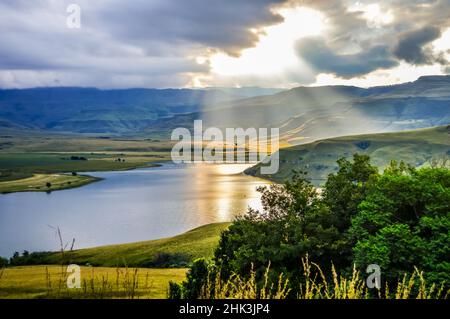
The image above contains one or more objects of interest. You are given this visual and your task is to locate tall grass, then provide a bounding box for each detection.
[195,257,449,299]
[42,227,151,299]
[44,265,147,299]
[201,263,290,299]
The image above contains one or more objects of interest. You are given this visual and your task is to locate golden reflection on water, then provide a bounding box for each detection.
[183,163,270,224]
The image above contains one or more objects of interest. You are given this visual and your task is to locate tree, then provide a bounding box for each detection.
[10,252,20,266]
[213,171,346,294]
[350,165,450,286]
[322,154,378,232]
[46,182,52,188]
[320,154,379,269]
[0,256,8,268]
[213,156,379,290]
[176,156,450,297]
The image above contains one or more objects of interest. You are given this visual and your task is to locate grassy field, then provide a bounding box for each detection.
[2,223,230,298]
[0,265,187,299]
[0,130,175,153]
[0,173,100,193]
[20,222,230,267]
[0,151,168,191]
[0,132,173,187]
[247,125,450,184]
[0,152,168,181]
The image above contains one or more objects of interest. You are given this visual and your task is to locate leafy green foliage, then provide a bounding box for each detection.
[0,256,8,268]
[351,164,450,285]
[9,251,51,266]
[214,171,340,286]
[175,154,450,298]
[169,258,212,299]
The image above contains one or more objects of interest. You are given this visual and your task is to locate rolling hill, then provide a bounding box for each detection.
[0,87,243,134]
[8,222,230,267]
[1,76,449,141]
[245,125,450,184]
[149,75,450,144]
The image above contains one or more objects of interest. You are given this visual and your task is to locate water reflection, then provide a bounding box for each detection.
[184,163,267,224]
[0,163,270,257]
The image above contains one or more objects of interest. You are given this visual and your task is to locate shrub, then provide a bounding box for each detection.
[168,258,212,299]
[0,256,8,268]
[145,253,189,268]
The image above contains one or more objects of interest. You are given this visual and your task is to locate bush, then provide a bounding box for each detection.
[70,156,87,161]
[145,253,189,268]
[0,256,8,268]
[9,251,53,266]
[168,258,212,299]
[167,281,183,299]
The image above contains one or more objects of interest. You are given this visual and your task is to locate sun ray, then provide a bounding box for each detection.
[204,7,326,77]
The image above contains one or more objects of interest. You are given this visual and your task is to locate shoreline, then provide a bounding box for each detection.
[0,162,165,194]
[0,173,103,194]
[1,160,269,194]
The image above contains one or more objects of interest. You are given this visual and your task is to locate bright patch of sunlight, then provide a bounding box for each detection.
[349,2,394,28]
[205,7,326,77]
[314,62,445,88]
[432,27,450,53]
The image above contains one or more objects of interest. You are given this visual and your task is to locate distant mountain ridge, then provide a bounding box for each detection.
[0,87,243,134]
[148,75,450,144]
[0,86,285,135]
[0,76,449,139]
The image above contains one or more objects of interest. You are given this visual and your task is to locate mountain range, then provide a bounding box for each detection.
[148,75,450,145]
[0,76,449,145]
[0,87,236,134]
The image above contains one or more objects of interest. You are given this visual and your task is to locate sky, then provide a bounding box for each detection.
[0,0,449,89]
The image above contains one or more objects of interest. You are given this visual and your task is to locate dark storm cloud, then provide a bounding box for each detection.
[88,0,286,57]
[296,37,398,78]
[394,26,444,65]
[1,0,450,88]
[286,0,450,80]
[0,0,287,88]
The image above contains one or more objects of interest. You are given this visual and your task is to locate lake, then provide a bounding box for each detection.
[0,163,270,257]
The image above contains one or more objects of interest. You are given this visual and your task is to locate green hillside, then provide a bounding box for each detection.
[10,223,230,268]
[246,125,450,184]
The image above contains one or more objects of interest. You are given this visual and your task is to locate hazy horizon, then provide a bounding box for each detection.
[0,74,448,91]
